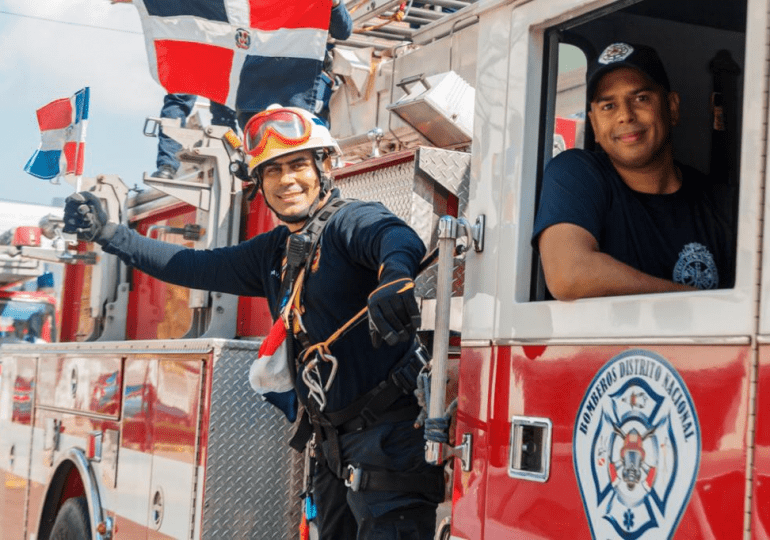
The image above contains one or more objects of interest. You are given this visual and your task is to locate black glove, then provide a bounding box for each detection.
[63,191,116,244]
[367,278,421,348]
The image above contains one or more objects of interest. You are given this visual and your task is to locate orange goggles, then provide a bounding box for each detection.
[243,109,312,157]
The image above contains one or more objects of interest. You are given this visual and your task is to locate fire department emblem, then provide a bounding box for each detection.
[235,28,251,50]
[673,242,718,290]
[573,350,700,539]
[599,43,634,65]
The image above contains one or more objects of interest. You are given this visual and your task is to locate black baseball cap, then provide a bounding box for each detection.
[586,42,670,103]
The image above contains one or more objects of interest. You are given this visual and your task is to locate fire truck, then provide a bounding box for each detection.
[0,0,765,538]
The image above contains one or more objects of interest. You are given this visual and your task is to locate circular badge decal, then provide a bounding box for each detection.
[573,350,700,539]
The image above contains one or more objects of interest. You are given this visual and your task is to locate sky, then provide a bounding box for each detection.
[0,0,169,207]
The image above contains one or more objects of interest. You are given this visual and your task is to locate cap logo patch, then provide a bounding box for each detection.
[599,43,634,65]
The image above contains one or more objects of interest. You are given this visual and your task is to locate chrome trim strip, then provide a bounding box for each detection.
[1,338,261,356]
[489,336,752,346]
[35,406,118,422]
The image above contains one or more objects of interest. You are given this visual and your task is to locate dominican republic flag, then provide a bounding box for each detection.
[24,87,89,180]
[249,319,298,421]
[133,0,332,114]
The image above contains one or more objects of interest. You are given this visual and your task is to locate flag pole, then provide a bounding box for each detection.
[73,87,89,192]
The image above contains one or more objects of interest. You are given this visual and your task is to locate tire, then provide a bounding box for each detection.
[50,496,91,540]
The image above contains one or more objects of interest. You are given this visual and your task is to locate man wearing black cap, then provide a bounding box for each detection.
[532,42,734,300]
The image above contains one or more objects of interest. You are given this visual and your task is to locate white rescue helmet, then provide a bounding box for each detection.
[243,104,341,176]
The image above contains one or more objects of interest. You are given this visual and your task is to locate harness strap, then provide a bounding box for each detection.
[338,404,420,435]
[326,380,409,430]
[345,464,445,496]
[279,197,353,347]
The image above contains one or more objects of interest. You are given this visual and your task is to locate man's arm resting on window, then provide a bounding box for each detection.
[538,223,695,300]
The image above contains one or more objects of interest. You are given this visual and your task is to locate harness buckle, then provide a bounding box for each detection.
[345,465,363,492]
[391,342,430,394]
[413,343,430,368]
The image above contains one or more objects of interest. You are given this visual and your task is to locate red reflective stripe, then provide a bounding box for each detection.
[248,0,332,31]
[155,40,234,105]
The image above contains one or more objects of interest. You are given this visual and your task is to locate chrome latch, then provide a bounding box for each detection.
[508,416,552,482]
[456,215,485,254]
[425,432,472,472]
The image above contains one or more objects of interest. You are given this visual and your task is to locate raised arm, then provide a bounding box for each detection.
[538,222,694,300]
[63,191,274,297]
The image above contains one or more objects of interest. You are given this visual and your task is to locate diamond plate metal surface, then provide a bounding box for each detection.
[413,148,470,299]
[415,147,471,216]
[337,160,416,222]
[201,343,302,540]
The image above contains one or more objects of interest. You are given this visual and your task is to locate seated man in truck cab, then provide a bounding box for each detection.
[532,42,735,300]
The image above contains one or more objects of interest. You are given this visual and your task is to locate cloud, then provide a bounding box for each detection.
[0,1,169,205]
[0,1,163,114]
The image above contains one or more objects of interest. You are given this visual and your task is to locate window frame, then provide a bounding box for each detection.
[461,0,760,342]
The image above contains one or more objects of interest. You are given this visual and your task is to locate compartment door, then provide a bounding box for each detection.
[0,355,36,540]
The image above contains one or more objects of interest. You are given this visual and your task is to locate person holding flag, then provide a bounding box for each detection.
[130,0,353,129]
[63,105,444,539]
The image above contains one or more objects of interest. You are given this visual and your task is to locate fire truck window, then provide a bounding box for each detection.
[553,43,587,155]
[531,0,746,301]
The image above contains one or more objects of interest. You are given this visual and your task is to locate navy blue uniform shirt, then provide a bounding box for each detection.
[532,149,735,290]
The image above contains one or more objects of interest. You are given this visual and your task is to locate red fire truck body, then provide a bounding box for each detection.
[2,0,767,538]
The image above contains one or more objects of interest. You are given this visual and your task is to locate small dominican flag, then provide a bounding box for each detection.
[132,0,331,113]
[24,87,90,180]
[248,319,298,421]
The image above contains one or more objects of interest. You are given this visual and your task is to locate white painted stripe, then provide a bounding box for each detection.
[0,421,32,478]
[152,452,198,537]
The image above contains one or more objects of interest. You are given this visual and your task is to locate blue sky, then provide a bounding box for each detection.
[0,0,168,207]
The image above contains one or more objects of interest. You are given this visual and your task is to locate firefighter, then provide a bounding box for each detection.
[63,106,444,539]
[532,42,735,299]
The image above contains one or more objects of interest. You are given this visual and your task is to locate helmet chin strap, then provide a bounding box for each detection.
[259,150,334,225]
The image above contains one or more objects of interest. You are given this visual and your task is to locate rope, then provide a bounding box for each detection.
[354,1,409,33]
[288,244,437,410]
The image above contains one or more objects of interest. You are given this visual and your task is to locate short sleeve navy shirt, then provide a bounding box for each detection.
[531,149,735,290]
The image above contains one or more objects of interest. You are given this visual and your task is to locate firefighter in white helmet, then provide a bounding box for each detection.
[242,104,341,224]
[63,106,444,539]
